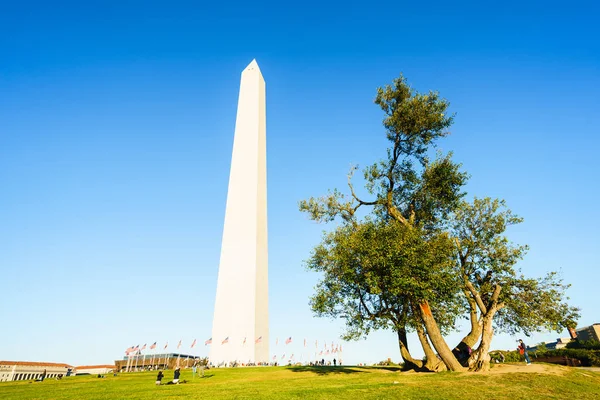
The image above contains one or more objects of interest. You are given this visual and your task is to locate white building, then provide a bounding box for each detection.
[0,361,72,382]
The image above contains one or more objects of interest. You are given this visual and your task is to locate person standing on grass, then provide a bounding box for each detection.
[518,339,531,365]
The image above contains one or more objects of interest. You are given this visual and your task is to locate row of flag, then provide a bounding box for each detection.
[125,339,196,355]
[125,337,343,355]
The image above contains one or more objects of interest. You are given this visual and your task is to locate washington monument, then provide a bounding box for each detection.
[209,60,269,365]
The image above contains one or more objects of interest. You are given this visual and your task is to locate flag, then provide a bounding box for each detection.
[285,337,292,345]
[177,340,182,349]
[150,342,157,350]
[125,346,135,355]
[164,342,168,349]
[273,355,276,360]
[243,337,247,345]
[319,351,323,355]
[205,338,212,345]
[326,350,330,355]
[304,339,306,347]
[281,353,285,359]
[255,336,262,344]
[276,338,278,345]
[290,353,294,359]
[141,343,147,351]
[222,337,229,345]
[191,339,197,348]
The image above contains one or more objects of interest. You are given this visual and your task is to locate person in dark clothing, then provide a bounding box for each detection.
[173,368,180,383]
[155,370,164,385]
[518,339,531,365]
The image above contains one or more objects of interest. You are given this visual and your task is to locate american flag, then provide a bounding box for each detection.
[272,355,276,360]
[205,338,212,345]
[285,337,292,345]
[177,340,182,349]
[125,346,135,355]
[255,336,262,344]
[319,351,323,355]
[191,339,197,348]
[243,337,247,345]
[222,337,229,345]
[281,353,285,359]
[150,342,157,350]
[141,343,147,351]
[290,354,294,359]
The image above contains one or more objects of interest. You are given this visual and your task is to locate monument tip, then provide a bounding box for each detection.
[246,59,261,72]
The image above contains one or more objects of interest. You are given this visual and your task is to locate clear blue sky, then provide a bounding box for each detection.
[1,1,598,366]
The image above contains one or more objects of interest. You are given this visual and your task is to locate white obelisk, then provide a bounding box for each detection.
[209,60,268,365]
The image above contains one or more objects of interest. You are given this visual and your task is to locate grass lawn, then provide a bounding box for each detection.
[1,364,598,400]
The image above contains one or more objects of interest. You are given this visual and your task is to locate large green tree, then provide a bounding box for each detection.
[300,74,579,372]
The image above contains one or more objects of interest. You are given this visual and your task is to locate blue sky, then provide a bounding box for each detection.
[1,1,598,366]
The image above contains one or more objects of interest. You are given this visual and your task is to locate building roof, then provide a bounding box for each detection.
[75,365,116,370]
[0,361,72,368]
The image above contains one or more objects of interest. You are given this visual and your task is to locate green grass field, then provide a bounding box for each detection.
[1,364,599,400]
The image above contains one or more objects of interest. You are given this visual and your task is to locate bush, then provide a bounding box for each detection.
[529,348,600,367]
[566,340,600,350]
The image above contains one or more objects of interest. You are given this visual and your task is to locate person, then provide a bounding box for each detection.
[192,364,197,378]
[173,367,181,384]
[35,369,47,382]
[517,339,531,365]
[156,370,164,385]
[333,358,337,366]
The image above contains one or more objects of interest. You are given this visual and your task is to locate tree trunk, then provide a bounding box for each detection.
[457,293,482,349]
[396,326,423,370]
[416,322,446,372]
[470,309,496,372]
[418,301,466,372]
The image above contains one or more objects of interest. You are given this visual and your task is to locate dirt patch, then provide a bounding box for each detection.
[485,363,567,376]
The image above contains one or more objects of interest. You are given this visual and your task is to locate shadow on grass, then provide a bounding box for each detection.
[289,366,366,375]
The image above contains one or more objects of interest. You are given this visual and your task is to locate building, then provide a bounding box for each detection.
[74,365,115,375]
[210,59,269,365]
[114,353,197,371]
[544,337,572,350]
[0,361,72,382]
[575,323,600,342]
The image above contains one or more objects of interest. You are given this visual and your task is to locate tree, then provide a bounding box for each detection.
[452,197,580,371]
[301,75,469,371]
[300,74,579,372]
[307,219,460,371]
